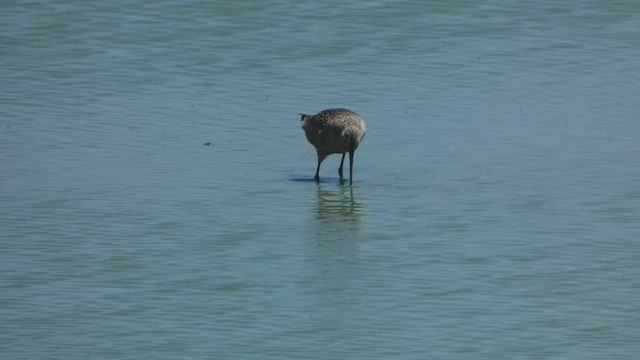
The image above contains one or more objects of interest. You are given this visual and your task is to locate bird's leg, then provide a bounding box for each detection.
[338,153,346,179]
[314,161,320,182]
[315,154,326,182]
[349,150,355,186]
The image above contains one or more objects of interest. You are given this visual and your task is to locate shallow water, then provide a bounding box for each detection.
[2,0,640,358]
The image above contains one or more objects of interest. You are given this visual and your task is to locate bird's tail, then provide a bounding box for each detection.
[344,129,365,152]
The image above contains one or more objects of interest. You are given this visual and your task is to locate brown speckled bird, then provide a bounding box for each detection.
[300,108,367,185]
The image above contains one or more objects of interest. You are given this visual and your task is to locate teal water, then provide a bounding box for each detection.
[2,0,639,358]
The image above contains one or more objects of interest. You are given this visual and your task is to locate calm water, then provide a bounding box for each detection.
[2,0,639,358]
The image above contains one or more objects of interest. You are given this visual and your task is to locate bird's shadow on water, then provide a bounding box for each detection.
[289,175,362,186]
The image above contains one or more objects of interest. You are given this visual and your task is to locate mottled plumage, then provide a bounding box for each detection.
[300,108,367,185]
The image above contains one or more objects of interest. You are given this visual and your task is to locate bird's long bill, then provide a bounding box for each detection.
[298,113,308,121]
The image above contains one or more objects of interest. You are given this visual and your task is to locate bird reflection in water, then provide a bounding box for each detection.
[314,184,365,235]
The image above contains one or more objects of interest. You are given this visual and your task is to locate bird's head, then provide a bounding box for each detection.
[298,113,308,122]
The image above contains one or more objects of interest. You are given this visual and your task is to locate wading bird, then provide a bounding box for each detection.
[300,108,367,186]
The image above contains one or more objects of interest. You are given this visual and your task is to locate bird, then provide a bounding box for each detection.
[300,108,367,186]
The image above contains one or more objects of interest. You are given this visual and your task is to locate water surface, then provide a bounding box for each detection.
[1,0,639,358]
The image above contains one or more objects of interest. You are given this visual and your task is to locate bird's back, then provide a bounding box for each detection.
[302,108,366,155]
